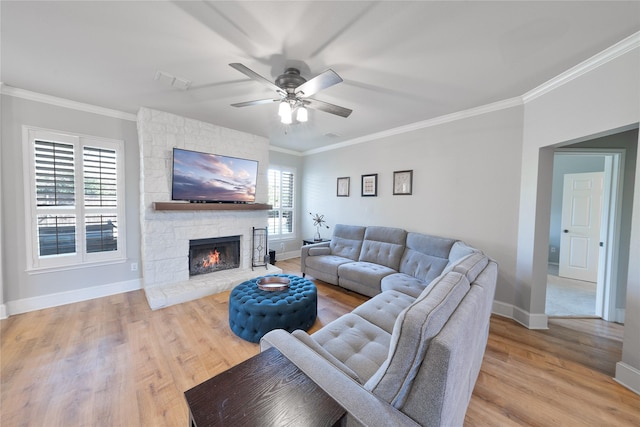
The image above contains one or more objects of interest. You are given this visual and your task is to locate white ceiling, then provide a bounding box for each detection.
[2,1,639,152]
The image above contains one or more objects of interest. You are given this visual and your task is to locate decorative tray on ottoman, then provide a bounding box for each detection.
[257,276,291,291]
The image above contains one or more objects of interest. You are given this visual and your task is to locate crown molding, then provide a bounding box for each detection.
[269,145,303,156]
[523,31,640,103]
[304,96,523,156]
[0,84,137,121]
[4,31,638,154]
[304,31,639,156]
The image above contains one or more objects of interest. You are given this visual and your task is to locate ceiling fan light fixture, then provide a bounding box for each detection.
[229,63,352,122]
[279,102,293,124]
[278,101,291,118]
[296,105,308,122]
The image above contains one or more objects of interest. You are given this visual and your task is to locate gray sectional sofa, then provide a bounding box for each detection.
[301,224,479,297]
[260,224,498,426]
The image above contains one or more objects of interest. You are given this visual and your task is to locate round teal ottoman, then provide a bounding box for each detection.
[228,274,317,343]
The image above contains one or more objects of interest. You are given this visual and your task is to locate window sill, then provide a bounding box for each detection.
[269,235,297,242]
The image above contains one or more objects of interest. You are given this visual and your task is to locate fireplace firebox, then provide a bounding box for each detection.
[189,236,241,276]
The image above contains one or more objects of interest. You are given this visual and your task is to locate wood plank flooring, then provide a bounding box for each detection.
[2,258,638,426]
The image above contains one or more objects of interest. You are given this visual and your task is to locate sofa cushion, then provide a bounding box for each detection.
[291,330,361,381]
[381,273,430,299]
[352,290,415,334]
[338,261,397,296]
[329,224,366,260]
[399,233,455,282]
[308,246,331,256]
[364,271,470,407]
[310,313,391,384]
[305,255,354,279]
[358,226,407,270]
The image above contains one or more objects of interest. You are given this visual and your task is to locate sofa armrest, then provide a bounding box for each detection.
[301,241,331,274]
[261,329,421,427]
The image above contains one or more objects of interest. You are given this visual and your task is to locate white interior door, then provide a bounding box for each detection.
[559,172,604,282]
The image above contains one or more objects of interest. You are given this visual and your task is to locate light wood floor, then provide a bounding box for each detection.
[2,258,639,426]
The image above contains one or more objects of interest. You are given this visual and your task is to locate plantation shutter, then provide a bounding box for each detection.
[268,168,295,237]
[34,140,77,256]
[35,140,75,206]
[281,171,294,234]
[83,146,117,207]
[83,146,119,253]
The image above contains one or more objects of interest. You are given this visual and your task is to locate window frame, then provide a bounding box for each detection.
[23,126,127,271]
[267,166,296,241]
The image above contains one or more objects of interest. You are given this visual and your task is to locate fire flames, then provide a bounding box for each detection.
[202,249,221,268]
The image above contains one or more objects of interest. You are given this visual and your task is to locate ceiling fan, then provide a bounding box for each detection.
[229,63,352,124]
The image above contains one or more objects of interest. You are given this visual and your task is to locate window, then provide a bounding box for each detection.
[268,167,295,239]
[24,127,125,269]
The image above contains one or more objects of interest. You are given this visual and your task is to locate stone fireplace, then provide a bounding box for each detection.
[137,108,282,310]
[189,236,240,276]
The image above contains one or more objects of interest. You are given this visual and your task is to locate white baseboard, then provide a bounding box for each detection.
[275,250,302,261]
[0,304,7,320]
[491,300,514,318]
[492,300,549,329]
[615,362,640,396]
[5,279,142,316]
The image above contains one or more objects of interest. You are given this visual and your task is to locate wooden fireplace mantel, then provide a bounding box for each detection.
[153,202,272,211]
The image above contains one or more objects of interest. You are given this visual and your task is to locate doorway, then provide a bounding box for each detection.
[547,150,624,320]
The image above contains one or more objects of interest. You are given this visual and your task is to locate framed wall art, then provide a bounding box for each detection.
[337,177,350,197]
[361,173,378,197]
[393,170,413,195]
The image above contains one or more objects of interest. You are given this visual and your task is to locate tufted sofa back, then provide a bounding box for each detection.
[329,224,366,260]
[358,226,407,270]
[398,233,456,283]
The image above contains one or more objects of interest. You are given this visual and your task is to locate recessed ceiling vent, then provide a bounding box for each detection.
[154,70,191,90]
[324,132,341,138]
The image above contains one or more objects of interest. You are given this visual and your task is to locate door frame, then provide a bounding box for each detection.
[553,148,625,321]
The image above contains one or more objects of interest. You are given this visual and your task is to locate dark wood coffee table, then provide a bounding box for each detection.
[184,347,346,427]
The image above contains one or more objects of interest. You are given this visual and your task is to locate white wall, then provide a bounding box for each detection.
[302,105,524,307]
[0,94,141,314]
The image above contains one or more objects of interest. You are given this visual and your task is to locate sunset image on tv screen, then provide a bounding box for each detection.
[172,149,258,203]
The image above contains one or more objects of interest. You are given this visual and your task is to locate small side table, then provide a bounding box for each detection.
[303,238,330,246]
[184,347,346,427]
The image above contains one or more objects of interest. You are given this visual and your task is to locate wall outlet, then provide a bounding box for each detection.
[131,262,138,272]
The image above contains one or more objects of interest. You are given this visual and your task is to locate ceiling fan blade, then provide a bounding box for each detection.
[231,98,279,108]
[305,98,352,118]
[295,69,343,98]
[229,63,284,95]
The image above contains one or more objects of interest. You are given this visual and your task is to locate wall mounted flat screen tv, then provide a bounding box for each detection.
[171,148,258,203]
